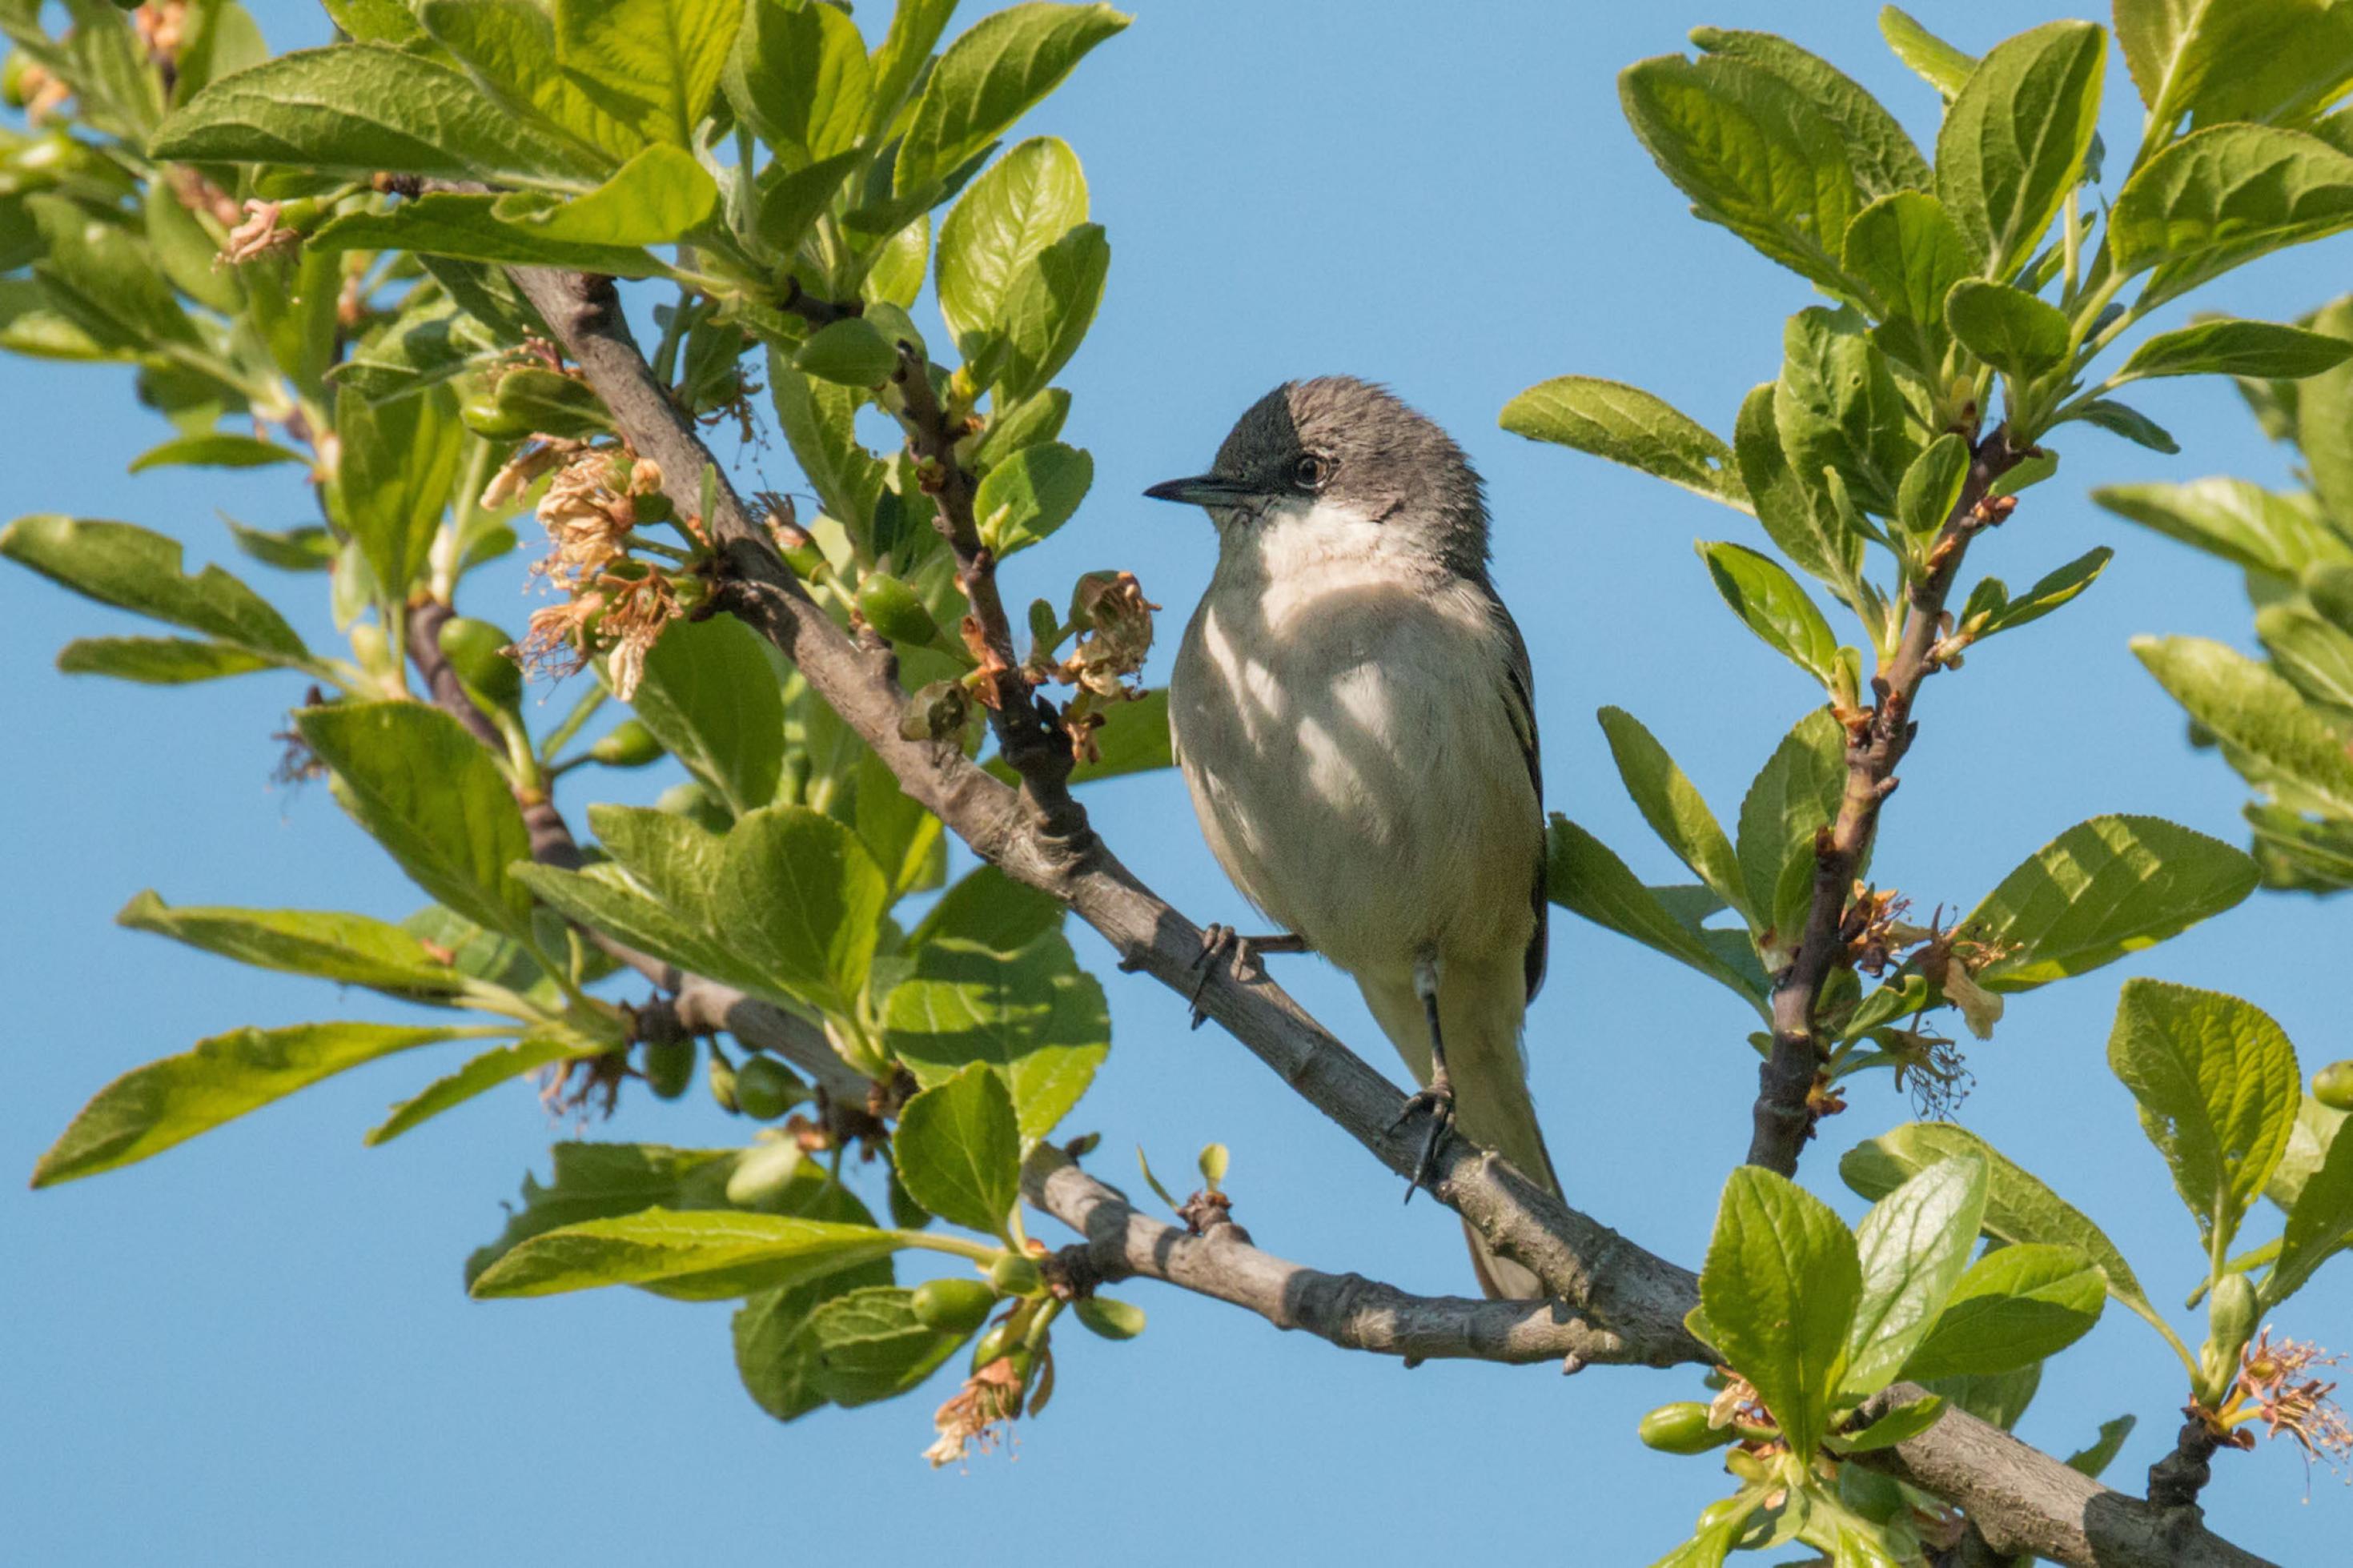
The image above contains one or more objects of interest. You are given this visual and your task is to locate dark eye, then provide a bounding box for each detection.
[1294,453,1331,491]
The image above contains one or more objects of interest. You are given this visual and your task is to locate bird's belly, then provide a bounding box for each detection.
[1171,597,1538,974]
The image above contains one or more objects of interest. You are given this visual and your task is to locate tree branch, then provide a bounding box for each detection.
[498,263,2271,1568]
[1749,431,2028,1175]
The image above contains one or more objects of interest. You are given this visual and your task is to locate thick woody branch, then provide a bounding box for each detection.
[1749,431,2027,1175]
[503,262,2267,1568]
[1022,1148,1631,1365]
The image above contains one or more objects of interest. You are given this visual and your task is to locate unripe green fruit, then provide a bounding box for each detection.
[2199,1271,2261,1403]
[588,718,663,768]
[910,1277,997,1334]
[2,52,33,109]
[733,1053,808,1121]
[708,1050,739,1114]
[1073,1295,1145,1341]
[459,396,537,442]
[725,1139,805,1208]
[2315,1059,2353,1111]
[969,1317,1020,1369]
[640,1037,694,1099]
[349,620,391,674]
[492,366,613,439]
[856,571,941,648]
[1639,1402,1734,1455]
[988,1253,1044,1297]
[436,616,521,710]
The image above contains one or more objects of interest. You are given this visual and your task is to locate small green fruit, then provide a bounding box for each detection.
[1639,1402,1734,1455]
[855,571,942,648]
[588,718,664,768]
[640,1037,694,1100]
[2315,1059,2353,1111]
[2,53,33,110]
[910,1277,997,1334]
[708,1049,740,1114]
[988,1253,1044,1298]
[436,616,522,710]
[969,1317,1021,1370]
[1073,1296,1145,1341]
[733,1053,808,1121]
[492,366,613,439]
[459,395,536,442]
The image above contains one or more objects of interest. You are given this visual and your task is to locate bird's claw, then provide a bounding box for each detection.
[1388,1082,1456,1204]
[1187,924,1237,1029]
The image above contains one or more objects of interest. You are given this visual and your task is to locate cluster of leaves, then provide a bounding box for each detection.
[2,0,1174,1448]
[1495,7,2353,1562]
[2102,292,2353,895]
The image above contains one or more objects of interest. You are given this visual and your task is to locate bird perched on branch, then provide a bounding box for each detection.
[1148,376,1556,1298]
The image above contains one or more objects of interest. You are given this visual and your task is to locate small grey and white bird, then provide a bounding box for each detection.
[1147,376,1556,1299]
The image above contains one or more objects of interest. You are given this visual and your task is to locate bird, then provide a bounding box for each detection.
[1146,376,1556,1299]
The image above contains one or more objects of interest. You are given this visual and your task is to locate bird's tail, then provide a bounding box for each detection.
[1359,958,1558,1301]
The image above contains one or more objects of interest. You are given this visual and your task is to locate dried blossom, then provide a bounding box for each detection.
[1054,570,1158,699]
[923,1355,1025,1469]
[2229,1328,2351,1479]
[134,1,188,62]
[219,200,299,267]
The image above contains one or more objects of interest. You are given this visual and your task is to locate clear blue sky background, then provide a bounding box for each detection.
[6,2,2351,1562]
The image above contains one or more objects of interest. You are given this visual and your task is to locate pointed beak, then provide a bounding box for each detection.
[1143,473,1262,507]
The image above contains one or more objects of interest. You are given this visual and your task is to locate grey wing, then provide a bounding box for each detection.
[1492,598,1548,1004]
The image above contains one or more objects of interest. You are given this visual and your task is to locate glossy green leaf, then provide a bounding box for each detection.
[1700,1166,1859,1459]
[2290,295,2353,526]
[1828,1392,1948,1453]
[974,439,1091,558]
[1776,306,1913,517]
[2068,398,2179,453]
[1500,376,1745,510]
[1733,382,1857,593]
[127,434,306,475]
[2109,125,2353,305]
[2114,319,2353,383]
[893,1062,1022,1235]
[2258,601,2353,711]
[712,804,889,1013]
[0,515,308,660]
[994,219,1106,401]
[724,0,869,159]
[333,383,461,597]
[1842,190,1974,375]
[1735,706,1845,958]
[1933,21,2105,279]
[54,636,274,684]
[552,0,743,150]
[624,611,785,816]
[908,864,1066,953]
[2115,0,2353,130]
[32,1021,475,1185]
[2095,479,2351,578]
[1897,432,1970,539]
[297,701,536,939]
[464,1141,741,1284]
[27,197,199,353]
[1690,27,1928,199]
[2135,635,2353,816]
[885,932,1108,1141]
[367,1031,604,1144]
[733,1235,894,1422]
[2270,1107,2353,1305]
[1880,6,1977,99]
[151,43,605,186]
[116,888,475,997]
[938,135,1088,353]
[311,194,661,276]
[895,3,1128,195]
[469,1208,905,1299]
[1597,707,1746,918]
[1944,279,2070,381]
[766,353,887,529]
[1698,540,1839,685]
[1844,1156,1988,1398]
[795,316,900,387]
[853,750,945,900]
[1618,51,1861,295]
[1978,546,2113,636]
[1900,1243,2105,1381]
[809,1285,961,1406]
[1963,815,2257,990]
[1547,816,1767,1008]
[2063,1414,2138,1478]
[512,860,749,989]
[2109,978,2301,1255]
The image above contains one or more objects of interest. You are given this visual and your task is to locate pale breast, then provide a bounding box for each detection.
[1169,515,1540,977]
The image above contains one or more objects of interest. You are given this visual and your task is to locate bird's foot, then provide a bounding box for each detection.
[1187,926,1307,1029]
[1388,1080,1456,1204]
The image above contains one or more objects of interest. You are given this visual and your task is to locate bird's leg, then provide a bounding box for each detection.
[1389,954,1454,1202]
[1187,925,1311,1029]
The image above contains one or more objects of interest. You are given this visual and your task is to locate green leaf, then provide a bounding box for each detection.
[2270,1107,2353,1305]
[309,194,663,278]
[1879,6,1977,99]
[1842,190,1975,375]
[1922,1365,2042,1431]
[1943,279,2070,381]
[994,219,1107,400]
[624,614,785,815]
[2064,1414,2138,1478]
[297,701,536,940]
[1699,1165,1860,1458]
[2114,0,2353,130]
[884,933,1108,1142]
[151,43,606,186]
[2134,635,2353,816]
[765,353,886,529]
[465,1141,739,1283]
[333,383,462,597]
[469,1208,905,1300]
[1933,21,2105,279]
[1,515,307,662]
[1963,815,2258,991]
[1500,376,1745,510]
[1690,28,1929,200]
[724,0,869,160]
[2109,978,2302,1255]
[1841,1122,2155,1326]
[2258,601,2353,711]
[55,637,274,684]
[1897,433,1970,539]
[938,135,1088,354]
[2114,319,2353,383]
[26,197,199,353]
[1733,382,1857,594]
[974,439,1090,556]
[1547,816,1767,1009]
[893,1063,1022,1235]
[1900,1243,2105,1381]
[366,1031,604,1144]
[128,434,307,475]
[1828,1392,1948,1453]
[494,144,718,245]
[552,0,744,150]
[2290,295,2353,526]
[853,749,945,899]
[1843,1156,1988,1399]
[1698,540,1839,685]
[2095,479,2351,579]
[895,2,1128,195]
[908,864,1066,953]
[1617,52,1861,295]
[1977,546,2113,636]
[31,1021,476,1185]
[511,860,752,991]
[2109,125,2353,306]
[753,147,863,256]
[1596,707,1746,918]
[733,1239,896,1422]
[809,1285,961,1406]
[1736,707,1846,958]
[1776,306,1913,517]
[795,316,901,387]
[2067,398,2179,453]
[116,888,475,997]
[710,804,889,1013]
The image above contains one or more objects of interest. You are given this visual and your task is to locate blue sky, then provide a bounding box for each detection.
[6,2,2350,1562]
